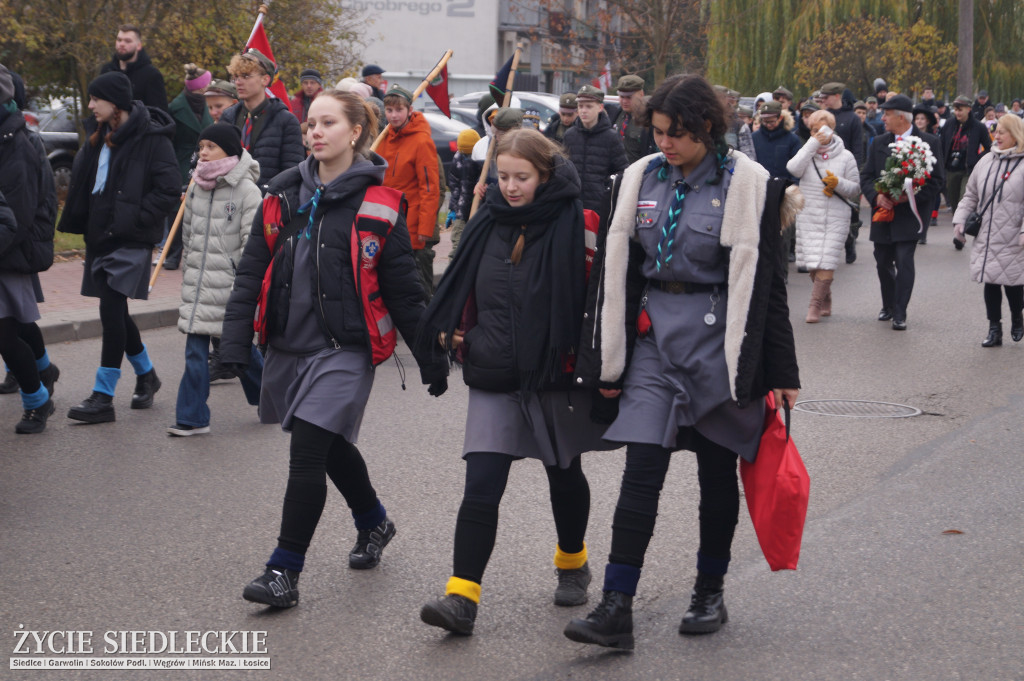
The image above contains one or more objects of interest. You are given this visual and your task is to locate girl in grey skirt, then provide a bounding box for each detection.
[418,129,618,635]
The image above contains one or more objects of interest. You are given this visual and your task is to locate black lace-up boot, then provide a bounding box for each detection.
[679,572,728,634]
[563,590,634,650]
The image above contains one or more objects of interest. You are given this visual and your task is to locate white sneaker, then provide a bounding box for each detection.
[167,423,210,436]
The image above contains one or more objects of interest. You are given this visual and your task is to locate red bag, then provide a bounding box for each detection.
[740,392,810,571]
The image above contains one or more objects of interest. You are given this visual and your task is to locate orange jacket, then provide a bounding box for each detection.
[375,110,439,250]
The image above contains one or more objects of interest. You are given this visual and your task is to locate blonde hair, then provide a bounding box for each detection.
[808,109,836,129]
[227,54,266,79]
[314,90,379,156]
[996,113,1024,152]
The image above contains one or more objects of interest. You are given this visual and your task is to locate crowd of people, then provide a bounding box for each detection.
[3,21,1024,652]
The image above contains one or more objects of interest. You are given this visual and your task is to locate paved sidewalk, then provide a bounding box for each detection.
[38,233,455,344]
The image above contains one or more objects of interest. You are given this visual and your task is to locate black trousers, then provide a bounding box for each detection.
[608,434,740,571]
[452,452,590,584]
[276,418,380,555]
[984,283,1024,322]
[873,240,918,321]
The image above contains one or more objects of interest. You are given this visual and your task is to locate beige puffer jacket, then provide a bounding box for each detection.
[954,148,1024,286]
[178,151,262,336]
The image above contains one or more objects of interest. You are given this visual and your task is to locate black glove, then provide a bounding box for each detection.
[428,378,448,397]
[222,362,248,379]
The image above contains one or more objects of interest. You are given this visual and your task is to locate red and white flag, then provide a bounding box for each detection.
[245,12,292,113]
[592,62,612,92]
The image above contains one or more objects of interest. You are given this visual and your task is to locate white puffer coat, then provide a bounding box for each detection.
[178,151,262,336]
[953,147,1024,286]
[787,135,860,270]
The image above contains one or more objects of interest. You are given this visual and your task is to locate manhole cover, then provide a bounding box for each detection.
[793,400,921,418]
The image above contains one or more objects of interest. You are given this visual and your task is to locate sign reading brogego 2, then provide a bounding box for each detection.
[344,0,499,79]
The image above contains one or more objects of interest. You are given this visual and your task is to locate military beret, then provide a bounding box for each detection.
[773,86,794,99]
[865,96,878,104]
[737,105,754,118]
[492,107,524,130]
[952,95,973,108]
[799,100,820,113]
[853,100,867,111]
[242,48,276,76]
[576,84,605,103]
[385,84,414,104]
[558,93,577,110]
[616,75,645,93]
[820,82,845,95]
[204,79,237,99]
[759,100,783,116]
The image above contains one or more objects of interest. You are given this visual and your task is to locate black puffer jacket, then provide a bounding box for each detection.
[829,104,865,166]
[100,50,168,111]
[562,111,628,212]
[940,115,991,171]
[0,110,55,273]
[57,102,179,255]
[221,99,305,191]
[219,154,445,384]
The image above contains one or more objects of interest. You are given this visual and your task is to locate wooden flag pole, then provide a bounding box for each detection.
[370,49,454,152]
[149,180,194,291]
[468,44,523,219]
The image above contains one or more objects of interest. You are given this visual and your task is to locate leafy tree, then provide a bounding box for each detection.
[0,0,368,123]
[793,17,956,98]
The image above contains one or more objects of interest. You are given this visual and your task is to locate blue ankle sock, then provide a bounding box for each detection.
[603,562,642,596]
[35,351,51,372]
[696,552,730,577]
[352,501,386,531]
[21,384,49,409]
[267,547,305,573]
[93,367,121,396]
[126,345,153,376]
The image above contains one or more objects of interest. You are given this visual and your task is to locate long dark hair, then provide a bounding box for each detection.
[643,74,731,183]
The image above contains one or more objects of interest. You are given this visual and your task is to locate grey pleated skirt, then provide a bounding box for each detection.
[0,271,41,323]
[462,388,618,469]
[260,345,374,441]
[81,246,151,300]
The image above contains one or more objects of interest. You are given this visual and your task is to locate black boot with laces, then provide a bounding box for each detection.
[420,594,477,635]
[563,590,634,650]
[349,518,396,569]
[679,572,728,634]
[554,562,591,606]
[16,399,55,434]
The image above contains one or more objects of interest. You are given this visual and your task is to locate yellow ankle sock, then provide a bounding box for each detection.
[444,576,481,604]
[554,543,588,570]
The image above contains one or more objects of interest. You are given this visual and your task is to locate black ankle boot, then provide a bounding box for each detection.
[0,371,19,394]
[68,392,115,423]
[131,369,161,409]
[982,322,1002,348]
[563,590,634,650]
[1012,315,1023,343]
[679,573,728,635]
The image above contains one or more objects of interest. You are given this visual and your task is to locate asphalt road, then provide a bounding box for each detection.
[1,218,1022,680]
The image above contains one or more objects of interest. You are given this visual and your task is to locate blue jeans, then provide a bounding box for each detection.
[175,334,263,427]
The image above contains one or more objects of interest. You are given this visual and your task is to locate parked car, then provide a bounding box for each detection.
[419,103,479,130]
[450,91,562,133]
[421,110,469,175]
[26,103,79,203]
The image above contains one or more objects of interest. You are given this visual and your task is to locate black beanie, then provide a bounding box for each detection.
[88,72,133,111]
[198,123,243,158]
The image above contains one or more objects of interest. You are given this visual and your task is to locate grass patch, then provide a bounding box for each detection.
[54,231,84,252]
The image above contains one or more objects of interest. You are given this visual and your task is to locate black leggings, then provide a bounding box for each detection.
[452,452,590,584]
[277,418,380,555]
[984,283,1024,322]
[608,434,740,570]
[94,274,144,368]
[0,317,40,394]
[18,322,46,360]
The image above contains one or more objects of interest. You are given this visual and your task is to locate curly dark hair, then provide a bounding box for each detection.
[642,74,728,156]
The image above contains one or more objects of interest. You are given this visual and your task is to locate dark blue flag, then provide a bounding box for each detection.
[489,54,516,104]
